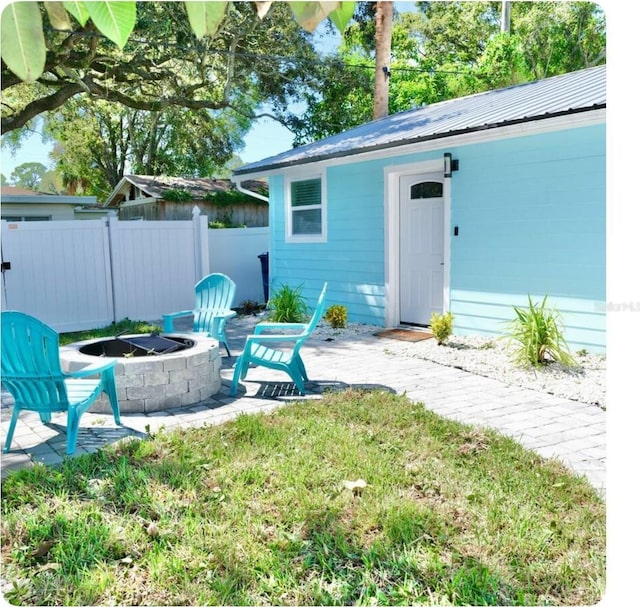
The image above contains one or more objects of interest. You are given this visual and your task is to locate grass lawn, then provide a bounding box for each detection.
[58,319,163,346]
[0,390,605,606]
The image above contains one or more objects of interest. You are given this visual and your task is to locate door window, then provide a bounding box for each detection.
[411,181,443,199]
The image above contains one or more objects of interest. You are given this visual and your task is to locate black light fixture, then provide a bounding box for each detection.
[444,152,459,178]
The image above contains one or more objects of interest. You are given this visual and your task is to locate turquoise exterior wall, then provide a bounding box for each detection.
[268,122,606,352]
[268,163,389,323]
[449,124,605,351]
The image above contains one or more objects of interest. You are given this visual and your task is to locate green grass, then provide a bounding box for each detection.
[1,390,605,606]
[59,319,162,346]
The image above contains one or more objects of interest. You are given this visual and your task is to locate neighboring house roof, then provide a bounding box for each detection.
[1,186,41,196]
[103,175,267,207]
[234,65,606,176]
[1,186,98,206]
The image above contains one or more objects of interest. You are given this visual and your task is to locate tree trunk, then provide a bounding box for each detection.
[373,1,393,120]
[501,1,511,34]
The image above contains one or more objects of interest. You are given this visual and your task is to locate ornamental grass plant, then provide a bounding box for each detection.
[267,283,308,323]
[505,295,578,368]
[1,390,604,606]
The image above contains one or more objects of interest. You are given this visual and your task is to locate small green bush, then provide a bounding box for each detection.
[430,311,454,345]
[325,304,348,329]
[268,284,308,323]
[505,294,577,367]
[238,299,261,315]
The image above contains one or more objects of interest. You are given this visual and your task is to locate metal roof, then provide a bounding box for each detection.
[235,65,605,176]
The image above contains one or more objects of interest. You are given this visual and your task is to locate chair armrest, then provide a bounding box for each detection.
[66,359,116,378]
[254,322,307,335]
[245,333,304,345]
[163,310,193,321]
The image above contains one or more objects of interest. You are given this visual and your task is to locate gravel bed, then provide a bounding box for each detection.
[232,316,607,409]
[380,334,605,409]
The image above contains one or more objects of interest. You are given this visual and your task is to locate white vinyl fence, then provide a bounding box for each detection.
[207,227,269,306]
[1,207,269,332]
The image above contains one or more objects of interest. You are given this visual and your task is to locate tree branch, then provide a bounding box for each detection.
[2,83,84,132]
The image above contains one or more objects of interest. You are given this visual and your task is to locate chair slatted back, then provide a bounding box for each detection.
[192,273,236,332]
[1,311,69,412]
[293,283,328,351]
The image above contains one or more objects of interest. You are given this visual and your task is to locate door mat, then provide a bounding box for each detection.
[373,329,434,342]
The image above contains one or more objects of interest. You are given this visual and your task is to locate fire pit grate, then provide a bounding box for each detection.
[116,333,186,355]
[78,333,195,358]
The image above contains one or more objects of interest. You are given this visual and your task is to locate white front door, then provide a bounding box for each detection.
[399,174,444,325]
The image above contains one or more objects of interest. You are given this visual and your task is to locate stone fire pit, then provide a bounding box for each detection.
[59,333,221,413]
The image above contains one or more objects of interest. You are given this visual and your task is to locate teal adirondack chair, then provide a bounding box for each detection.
[163,273,237,356]
[1,311,121,455]
[230,283,328,396]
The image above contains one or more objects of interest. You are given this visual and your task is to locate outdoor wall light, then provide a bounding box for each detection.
[444,152,459,178]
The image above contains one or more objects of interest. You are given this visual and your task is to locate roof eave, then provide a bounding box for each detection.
[233,104,605,178]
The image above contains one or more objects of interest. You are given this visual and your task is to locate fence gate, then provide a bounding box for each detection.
[1,219,114,332]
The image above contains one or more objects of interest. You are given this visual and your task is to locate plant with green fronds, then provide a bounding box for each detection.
[430,311,454,345]
[504,294,578,367]
[325,304,348,328]
[267,284,308,323]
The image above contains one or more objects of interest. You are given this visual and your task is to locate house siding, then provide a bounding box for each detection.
[269,165,388,322]
[269,121,605,352]
[0,203,74,221]
[449,123,605,351]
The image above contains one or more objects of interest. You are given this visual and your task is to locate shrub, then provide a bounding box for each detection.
[325,304,348,329]
[430,311,454,345]
[268,284,308,323]
[163,188,193,202]
[238,299,261,315]
[505,294,577,367]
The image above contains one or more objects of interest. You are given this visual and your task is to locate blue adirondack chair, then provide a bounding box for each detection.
[163,273,237,356]
[230,283,328,396]
[1,311,121,455]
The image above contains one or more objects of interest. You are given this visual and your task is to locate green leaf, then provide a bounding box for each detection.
[45,1,72,30]
[184,1,228,39]
[0,1,46,82]
[328,1,355,33]
[62,0,90,26]
[85,1,136,48]
[289,1,340,32]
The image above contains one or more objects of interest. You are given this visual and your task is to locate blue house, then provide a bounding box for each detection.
[233,65,606,352]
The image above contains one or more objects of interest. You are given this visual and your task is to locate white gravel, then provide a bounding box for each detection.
[233,316,607,409]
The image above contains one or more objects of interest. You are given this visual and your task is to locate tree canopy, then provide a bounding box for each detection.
[2,1,355,200]
[291,1,606,144]
[1,1,355,133]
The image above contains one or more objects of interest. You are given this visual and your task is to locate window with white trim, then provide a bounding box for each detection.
[287,175,325,242]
